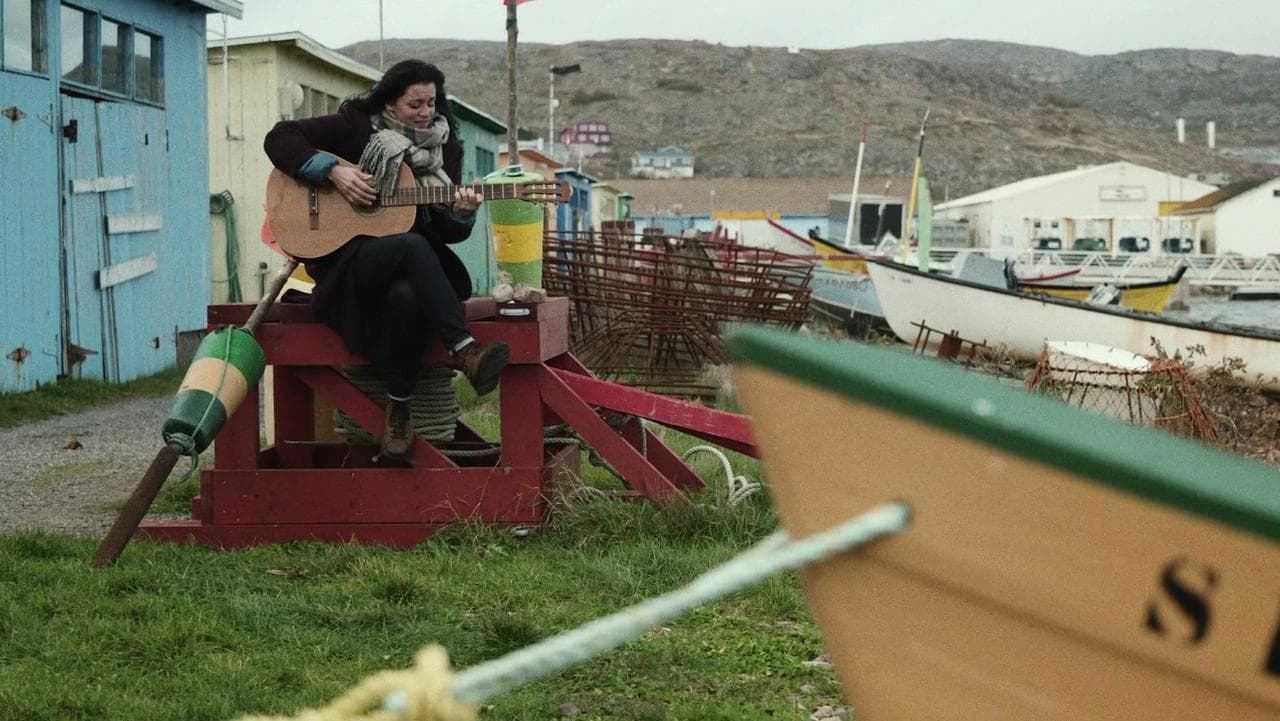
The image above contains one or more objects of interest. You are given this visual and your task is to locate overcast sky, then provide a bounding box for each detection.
[210,0,1280,57]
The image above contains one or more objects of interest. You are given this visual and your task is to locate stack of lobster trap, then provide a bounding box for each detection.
[543,226,813,397]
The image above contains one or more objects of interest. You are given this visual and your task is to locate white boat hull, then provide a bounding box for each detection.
[867,260,1280,389]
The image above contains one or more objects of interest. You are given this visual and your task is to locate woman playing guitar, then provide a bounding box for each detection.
[264,59,509,462]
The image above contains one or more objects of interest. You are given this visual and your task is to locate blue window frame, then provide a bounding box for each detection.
[59,3,162,105]
[2,0,48,73]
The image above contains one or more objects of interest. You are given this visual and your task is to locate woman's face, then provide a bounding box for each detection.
[386,82,437,129]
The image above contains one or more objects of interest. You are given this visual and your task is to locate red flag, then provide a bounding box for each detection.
[503,0,534,5]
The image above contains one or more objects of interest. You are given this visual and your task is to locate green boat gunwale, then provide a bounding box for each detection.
[727,324,1280,545]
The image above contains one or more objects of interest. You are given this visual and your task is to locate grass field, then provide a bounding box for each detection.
[0,371,848,721]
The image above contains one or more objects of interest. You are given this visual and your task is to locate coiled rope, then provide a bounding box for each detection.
[682,444,761,504]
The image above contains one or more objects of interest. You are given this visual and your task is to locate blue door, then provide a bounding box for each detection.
[0,72,61,392]
[60,93,170,381]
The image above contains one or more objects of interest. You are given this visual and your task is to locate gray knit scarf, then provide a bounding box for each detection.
[360,109,452,196]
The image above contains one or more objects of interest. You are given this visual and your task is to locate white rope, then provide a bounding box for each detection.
[682,444,762,504]
[440,501,910,706]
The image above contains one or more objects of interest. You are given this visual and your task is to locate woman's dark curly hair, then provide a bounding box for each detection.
[345,59,463,183]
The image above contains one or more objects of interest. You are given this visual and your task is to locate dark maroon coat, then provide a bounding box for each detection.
[263,105,474,360]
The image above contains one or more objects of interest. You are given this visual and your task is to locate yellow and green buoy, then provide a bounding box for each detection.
[484,166,546,289]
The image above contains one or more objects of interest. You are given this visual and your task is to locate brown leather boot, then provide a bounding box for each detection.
[381,397,413,460]
[454,341,510,396]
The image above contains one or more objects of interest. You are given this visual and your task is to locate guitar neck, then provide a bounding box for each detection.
[381,183,523,207]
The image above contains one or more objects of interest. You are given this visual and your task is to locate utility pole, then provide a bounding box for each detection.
[548,63,582,162]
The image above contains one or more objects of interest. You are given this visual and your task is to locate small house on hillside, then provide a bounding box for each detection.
[630,145,694,179]
[0,0,242,393]
[208,32,507,301]
[559,118,612,160]
[935,161,1215,253]
[1170,176,1280,255]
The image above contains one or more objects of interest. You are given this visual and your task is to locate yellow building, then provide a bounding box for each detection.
[207,32,381,302]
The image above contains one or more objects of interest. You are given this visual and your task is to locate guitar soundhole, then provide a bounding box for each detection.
[353,202,386,218]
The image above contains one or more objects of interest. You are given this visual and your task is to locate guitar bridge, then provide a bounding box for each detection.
[308,187,319,230]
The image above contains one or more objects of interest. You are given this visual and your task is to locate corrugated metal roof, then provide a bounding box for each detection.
[936,162,1129,210]
[1169,176,1278,215]
[611,176,909,216]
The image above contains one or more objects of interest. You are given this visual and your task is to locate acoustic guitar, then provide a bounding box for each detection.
[265,154,571,259]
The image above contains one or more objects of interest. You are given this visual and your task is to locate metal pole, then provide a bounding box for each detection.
[378,0,385,71]
[844,122,867,248]
[901,107,931,263]
[548,70,555,157]
[222,15,231,138]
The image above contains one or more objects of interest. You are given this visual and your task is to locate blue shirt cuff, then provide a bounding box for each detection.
[298,153,338,186]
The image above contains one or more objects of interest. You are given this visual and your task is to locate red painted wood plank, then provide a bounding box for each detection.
[273,367,316,468]
[536,365,682,501]
[253,321,553,366]
[202,467,544,524]
[208,297,497,325]
[213,384,261,469]
[621,418,704,491]
[546,366,758,457]
[290,367,456,468]
[499,364,544,468]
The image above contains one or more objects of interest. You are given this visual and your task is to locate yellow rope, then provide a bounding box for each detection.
[234,646,476,721]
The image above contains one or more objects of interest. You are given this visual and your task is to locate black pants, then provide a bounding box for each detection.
[352,233,471,398]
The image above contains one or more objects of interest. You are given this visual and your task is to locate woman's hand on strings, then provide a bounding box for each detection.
[453,185,481,216]
[328,164,377,207]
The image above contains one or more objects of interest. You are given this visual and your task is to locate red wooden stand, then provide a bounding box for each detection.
[138,296,757,548]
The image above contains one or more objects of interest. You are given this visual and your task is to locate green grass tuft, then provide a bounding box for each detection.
[0,366,184,429]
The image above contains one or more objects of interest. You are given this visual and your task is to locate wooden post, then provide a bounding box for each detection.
[505,0,519,166]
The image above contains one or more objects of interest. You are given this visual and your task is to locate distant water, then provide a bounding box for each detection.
[1164,295,1280,332]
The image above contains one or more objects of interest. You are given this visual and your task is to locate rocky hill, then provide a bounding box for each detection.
[342,38,1278,196]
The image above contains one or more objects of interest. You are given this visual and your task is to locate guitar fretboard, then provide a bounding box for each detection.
[382,183,525,207]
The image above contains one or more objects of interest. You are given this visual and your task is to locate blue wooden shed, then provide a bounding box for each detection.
[555,168,596,234]
[0,0,241,393]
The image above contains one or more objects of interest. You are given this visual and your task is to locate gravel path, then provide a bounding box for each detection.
[0,396,185,537]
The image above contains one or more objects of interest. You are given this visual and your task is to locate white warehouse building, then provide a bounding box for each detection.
[1170,176,1280,256]
[936,162,1216,255]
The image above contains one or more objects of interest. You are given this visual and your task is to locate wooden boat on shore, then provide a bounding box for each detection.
[1014,265,1187,314]
[807,266,886,335]
[727,324,1280,721]
[866,259,1280,389]
[798,226,870,274]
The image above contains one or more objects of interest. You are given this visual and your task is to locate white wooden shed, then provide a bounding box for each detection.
[935,162,1216,255]
[1170,176,1280,255]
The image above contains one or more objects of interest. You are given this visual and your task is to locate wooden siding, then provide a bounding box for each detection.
[0,65,62,391]
[207,38,507,299]
[2,0,215,391]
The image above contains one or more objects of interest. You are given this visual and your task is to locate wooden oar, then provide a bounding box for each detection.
[91,258,300,567]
